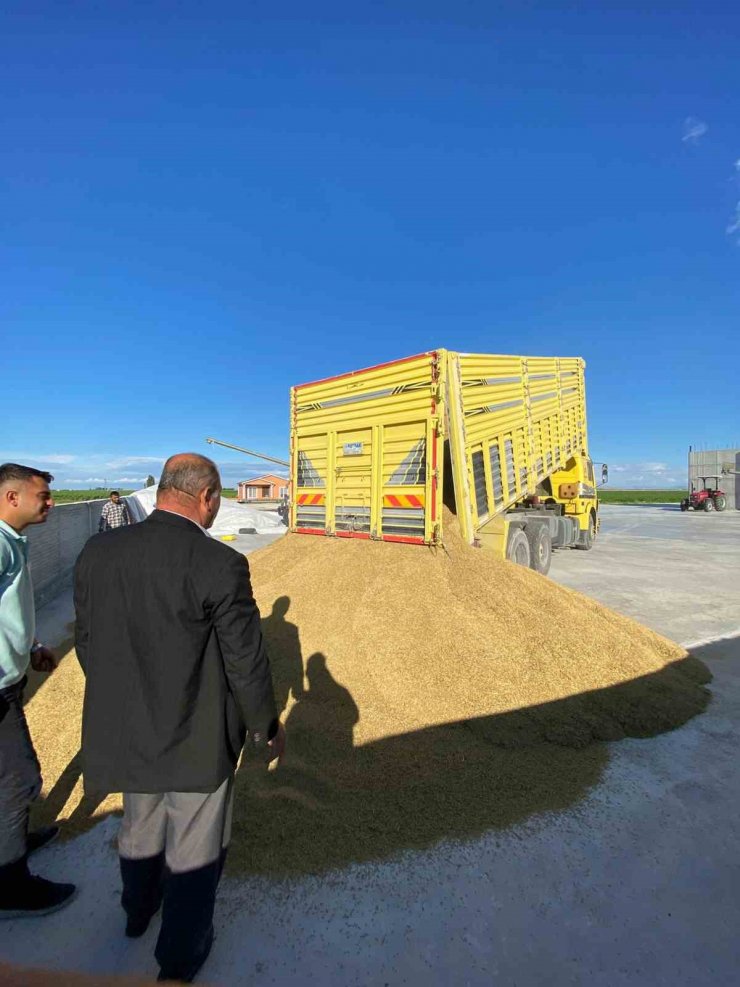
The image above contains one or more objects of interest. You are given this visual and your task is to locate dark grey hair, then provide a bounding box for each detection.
[158,454,220,497]
[0,463,54,486]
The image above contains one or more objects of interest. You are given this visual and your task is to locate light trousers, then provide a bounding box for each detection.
[118,776,233,977]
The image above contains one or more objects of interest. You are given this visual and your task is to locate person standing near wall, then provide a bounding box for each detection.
[0,464,77,919]
[98,490,132,532]
[74,453,284,983]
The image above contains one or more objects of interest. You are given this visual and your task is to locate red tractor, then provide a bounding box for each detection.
[680,475,728,512]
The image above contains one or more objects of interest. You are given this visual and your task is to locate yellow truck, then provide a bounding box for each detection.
[290,349,603,574]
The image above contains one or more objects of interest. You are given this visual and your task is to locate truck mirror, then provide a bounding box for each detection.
[601,464,608,484]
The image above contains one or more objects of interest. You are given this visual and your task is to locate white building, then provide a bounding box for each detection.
[688,448,739,509]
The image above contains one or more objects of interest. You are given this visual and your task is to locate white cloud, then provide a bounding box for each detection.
[103,456,164,469]
[0,452,76,465]
[682,116,708,143]
[5,449,288,489]
[727,201,740,237]
[604,461,684,489]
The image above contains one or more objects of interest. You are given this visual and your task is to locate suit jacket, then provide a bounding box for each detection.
[73,509,277,794]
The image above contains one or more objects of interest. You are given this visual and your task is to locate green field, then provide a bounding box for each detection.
[51,487,683,506]
[51,488,237,503]
[599,489,685,504]
[51,489,134,503]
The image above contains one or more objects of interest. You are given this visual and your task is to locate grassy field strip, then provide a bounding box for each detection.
[50,488,238,503]
[599,490,684,504]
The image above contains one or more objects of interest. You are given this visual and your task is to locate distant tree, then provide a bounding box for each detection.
[146,474,156,487]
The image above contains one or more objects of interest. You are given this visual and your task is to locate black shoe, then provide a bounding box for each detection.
[125,904,161,938]
[27,825,60,857]
[0,874,77,919]
[157,926,214,983]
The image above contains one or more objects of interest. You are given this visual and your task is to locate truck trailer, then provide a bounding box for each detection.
[289,349,602,575]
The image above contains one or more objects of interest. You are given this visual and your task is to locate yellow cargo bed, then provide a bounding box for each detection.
[290,349,593,556]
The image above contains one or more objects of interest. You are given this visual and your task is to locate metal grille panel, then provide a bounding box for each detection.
[489,443,503,507]
[381,507,425,537]
[472,450,488,520]
[296,506,326,529]
[297,451,324,488]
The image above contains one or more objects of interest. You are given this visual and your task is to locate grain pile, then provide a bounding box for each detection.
[27,509,710,877]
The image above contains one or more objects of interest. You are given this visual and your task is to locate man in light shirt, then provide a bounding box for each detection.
[0,463,76,919]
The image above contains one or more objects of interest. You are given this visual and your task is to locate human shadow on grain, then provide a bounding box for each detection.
[34,751,106,830]
[260,595,306,713]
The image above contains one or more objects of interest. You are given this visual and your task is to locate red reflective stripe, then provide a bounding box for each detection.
[381,534,426,545]
[386,494,402,508]
[406,495,423,509]
[310,494,324,505]
[294,351,438,390]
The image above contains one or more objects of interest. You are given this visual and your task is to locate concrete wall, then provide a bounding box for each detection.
[26,500,105,607]
[688,449,739,509]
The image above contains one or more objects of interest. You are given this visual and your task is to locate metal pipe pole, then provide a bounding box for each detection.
[205,437,289,468]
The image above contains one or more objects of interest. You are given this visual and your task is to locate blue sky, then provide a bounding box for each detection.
[2,1,738,489]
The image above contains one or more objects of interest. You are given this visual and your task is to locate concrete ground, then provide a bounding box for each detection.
[551,503,740,645]
[1,506,738,985]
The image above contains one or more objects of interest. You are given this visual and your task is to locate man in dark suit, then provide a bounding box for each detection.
[74,453,284,983]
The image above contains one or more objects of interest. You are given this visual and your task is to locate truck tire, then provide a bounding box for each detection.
[714,495,727,512]
[575,514,596,550]
[703,498,714,512]
[680,499,689,512]
[526,524,552,575]
[506,528,531,567]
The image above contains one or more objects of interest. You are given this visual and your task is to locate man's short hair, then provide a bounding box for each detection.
[110,490,120,498]
[0,463,54,487]
[158,455,220,497]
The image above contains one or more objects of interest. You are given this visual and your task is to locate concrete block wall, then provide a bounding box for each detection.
[688,449,739,509]
[27,500,105,607]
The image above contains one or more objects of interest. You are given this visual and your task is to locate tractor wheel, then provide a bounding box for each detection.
[575,513,596,550]
[680,499,689,512]
[506,528,531,568]
[703,498,714,512]
[714,495,727,512]
[525,524,552,575]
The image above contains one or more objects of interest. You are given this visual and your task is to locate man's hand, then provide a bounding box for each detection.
[30,646,57,674]
[266,722,286,771]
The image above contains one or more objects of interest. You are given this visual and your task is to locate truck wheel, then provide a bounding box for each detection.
[703,498,714,512]
[575,514,596,550]
[714,495,727,512]
[506,528,531,567]
[680,499,689,512]
[526,525,552,575]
